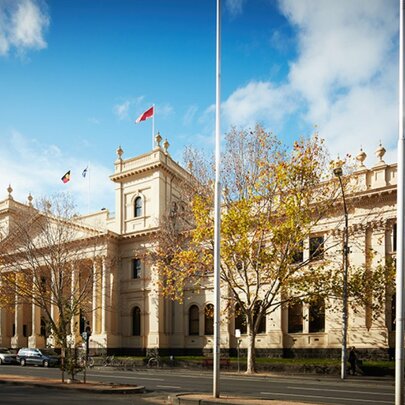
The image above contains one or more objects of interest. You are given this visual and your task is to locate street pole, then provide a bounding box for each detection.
[334,166,349,380]
[395,1,404,404]
[213,0,222,398]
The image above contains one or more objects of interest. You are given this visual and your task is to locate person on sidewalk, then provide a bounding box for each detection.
[348,346,358,375]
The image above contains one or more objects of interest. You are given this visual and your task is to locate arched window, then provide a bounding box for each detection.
[204,304,214,335]
[132,306,141,336]
[189,305,199,335]
[288,301,303,333]
[235,303,247,335]
[309,299,325,333]
[134,197,142,218]
[253,301,266,334]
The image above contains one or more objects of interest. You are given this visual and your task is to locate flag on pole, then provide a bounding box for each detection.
[82,166,88,178]
[61,170,71,183]
[135,106,154,123]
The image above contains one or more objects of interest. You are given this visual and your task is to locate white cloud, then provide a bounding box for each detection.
[183,105,198,126]
[0,0,49,57]
[0,129,113,214]
[222,81,296,128]
[225,0,246,17]
[114,100,130,120]
[157,103,174,118]
[221,0,398,164]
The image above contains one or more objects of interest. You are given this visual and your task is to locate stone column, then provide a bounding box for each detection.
[11,292,24,348]
[92,259,98,334]
[101,257,110,335]
[47,271,59,347]
[70,264,81,343]
[28,299,44,348]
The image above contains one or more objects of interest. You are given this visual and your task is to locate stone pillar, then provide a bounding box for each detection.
[92,259,98,334]
[47,271,59,347]
[11,292,25,348]
[28,299,44,348]
[70,264,81,344]
[101,257,110,335]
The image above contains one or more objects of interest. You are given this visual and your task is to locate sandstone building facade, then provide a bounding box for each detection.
[0,137,397,357]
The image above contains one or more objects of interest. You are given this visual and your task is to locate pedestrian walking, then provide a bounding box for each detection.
[348,346,358,375]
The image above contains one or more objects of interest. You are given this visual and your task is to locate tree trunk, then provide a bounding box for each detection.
[246,330,257,374]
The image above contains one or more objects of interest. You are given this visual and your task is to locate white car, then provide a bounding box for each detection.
[0,348,18,365]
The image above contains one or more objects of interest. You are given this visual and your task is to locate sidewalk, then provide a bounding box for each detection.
[0,373,145,394]
[0,373,316,404]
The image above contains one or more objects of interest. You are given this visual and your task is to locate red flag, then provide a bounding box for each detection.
[61,170,71,183]
[135,106,154,123]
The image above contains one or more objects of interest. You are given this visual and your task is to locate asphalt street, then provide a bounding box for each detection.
[0,365,395,405]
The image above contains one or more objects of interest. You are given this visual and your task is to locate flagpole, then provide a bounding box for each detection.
[87,162,91,214]
[213,0,221,399]
[395,1,404,404]
[152,104,155,149]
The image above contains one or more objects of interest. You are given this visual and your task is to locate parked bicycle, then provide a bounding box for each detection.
[146,348,161,368]
[77,352,94,368]
[103,355,115,367]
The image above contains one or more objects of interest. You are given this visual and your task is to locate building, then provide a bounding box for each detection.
[0,135,397,358]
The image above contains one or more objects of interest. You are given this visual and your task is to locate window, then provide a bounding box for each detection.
[134,197,142,218]
[291,241,304,263]
[309,236,324,260]
[204,304,214,335]
[288,301,303,333]
[132,258,142,279]
[253,301,266,333]
[132,306,141,336]
[309,299,325,333]
[189,305,199,335]
[235,304,247,334]
[40,318,47,337]
[391,294,396,331]
[393,223,397,252]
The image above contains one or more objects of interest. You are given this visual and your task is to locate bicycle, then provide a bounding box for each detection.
[146,348,161,368]
[103,355,115,367]
[77,353,94,368]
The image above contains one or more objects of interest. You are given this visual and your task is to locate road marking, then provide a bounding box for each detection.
[87,373,164,381]
[157,385,181,389]
[287,386,393,396]
[260,391,393,404]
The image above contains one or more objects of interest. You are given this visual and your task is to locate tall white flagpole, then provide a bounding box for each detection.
[87,162,91,214]
[395,1,404,404]
[152,104,155,149]
[213,0,221,398]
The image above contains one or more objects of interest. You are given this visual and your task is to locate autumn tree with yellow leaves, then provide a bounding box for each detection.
[152,124,392,373]
[0,194,105,382]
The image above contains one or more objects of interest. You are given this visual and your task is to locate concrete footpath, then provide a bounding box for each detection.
[0,373,315,404]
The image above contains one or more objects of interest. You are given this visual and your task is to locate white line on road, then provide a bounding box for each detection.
[157,385,182,389]
[287,386,393,396]
[87,373,164,381]
[260,391,393,404]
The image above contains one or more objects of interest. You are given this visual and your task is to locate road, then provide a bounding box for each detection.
[0,365,395,404]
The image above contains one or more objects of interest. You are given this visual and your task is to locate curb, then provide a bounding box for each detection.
[0,376,145,394]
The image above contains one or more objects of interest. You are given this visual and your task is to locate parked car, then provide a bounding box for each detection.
[0,348,18,365]
[17,348,60,367]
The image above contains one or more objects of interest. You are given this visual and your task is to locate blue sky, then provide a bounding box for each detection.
[0,0,399,214]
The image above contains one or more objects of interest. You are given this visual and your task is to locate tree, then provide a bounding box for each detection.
[0,194,106,382]
[152,125,348,373]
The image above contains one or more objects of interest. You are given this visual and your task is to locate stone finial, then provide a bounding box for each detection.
[375,142,386,164]
[7,184,13,199]
[163,139,170,153]
[155,132,162,148]
[356,147,367,168]
[116,145,124,159]
[27,193,33,207]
